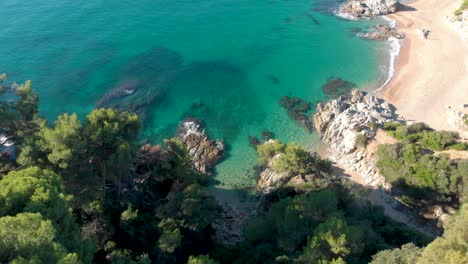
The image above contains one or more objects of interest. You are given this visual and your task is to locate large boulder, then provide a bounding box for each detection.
[339,0,398,18]
[179,119,225,175]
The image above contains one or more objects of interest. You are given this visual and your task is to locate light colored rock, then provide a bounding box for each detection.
[339,0,398,18]
[313,90,401,187]
[446,106,468,140]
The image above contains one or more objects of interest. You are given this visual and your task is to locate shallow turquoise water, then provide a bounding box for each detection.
[0,0,386,189]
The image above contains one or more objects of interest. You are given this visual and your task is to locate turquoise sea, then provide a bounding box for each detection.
[0,0,389,193]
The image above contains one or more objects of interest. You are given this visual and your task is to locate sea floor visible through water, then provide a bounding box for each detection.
[0,0,395,202]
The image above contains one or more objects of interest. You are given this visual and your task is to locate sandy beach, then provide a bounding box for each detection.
[380,0,468,131]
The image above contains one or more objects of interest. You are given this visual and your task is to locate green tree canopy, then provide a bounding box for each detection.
[418,204,468,264]
[187,255,219,264]
[0,212,79,264]
[0,167,94,262]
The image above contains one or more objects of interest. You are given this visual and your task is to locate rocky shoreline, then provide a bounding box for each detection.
[313,90,400,187]
[179,119,225,175]
[338,0,398,18]
[357,24,405,41]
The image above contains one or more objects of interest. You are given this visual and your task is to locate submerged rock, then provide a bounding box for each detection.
[313,90,401,186]
[179,119,225,175]
[322,78,356,99]
[358,24,405,41]
[339,0,397,18]
[279,96,314,132]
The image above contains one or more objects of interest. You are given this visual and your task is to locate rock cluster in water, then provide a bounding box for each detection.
[339,0,398,18]
[313,90,400,186]
[179,119,225,175]
[279,96,314,132]
[359,24,405,41]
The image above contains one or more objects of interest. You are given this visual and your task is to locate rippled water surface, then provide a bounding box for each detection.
[0,0,385,190]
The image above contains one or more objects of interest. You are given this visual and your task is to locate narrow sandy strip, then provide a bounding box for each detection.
[379,0,468,131]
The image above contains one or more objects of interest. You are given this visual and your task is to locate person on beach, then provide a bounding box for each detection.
[418,28,430,39]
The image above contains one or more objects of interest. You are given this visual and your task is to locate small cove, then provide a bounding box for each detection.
[0,0,391,198]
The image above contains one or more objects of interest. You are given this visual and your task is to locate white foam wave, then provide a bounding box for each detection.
[333,9,360,20]
[375,16,401,92]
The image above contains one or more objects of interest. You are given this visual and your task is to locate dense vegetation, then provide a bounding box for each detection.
[378,122,468,207]
[383,122,468,151]
[0,76,467,263]
[231,186,429,264]
[377,142,467,207]
[257,140,331,175]
[371,203,468,264]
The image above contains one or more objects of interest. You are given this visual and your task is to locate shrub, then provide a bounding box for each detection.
[420,131,459,151]
[386,123,463,151]
[257,140,285,163]
[376,142,466,206]
[367,122,378,130]
[356,134,368,148]
[371,243,422,264]
[383,122,404,131]
[272,143,314,175]
[447,142,468,151]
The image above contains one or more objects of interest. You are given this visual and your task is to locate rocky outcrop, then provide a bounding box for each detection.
[256,141,327,194]
[179,119,225,175]
[279,96,314,132]
[358,24,405,41]
[446,105,468,140]
[257,154,292,194]
[339,0,397,18]
[313,90,401,187]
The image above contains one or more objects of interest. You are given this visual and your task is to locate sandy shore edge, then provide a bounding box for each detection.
[377,0,468,132]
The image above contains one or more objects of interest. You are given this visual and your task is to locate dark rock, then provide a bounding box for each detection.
[279,96,314,132]
[248,136,261,147]
[322,78,356,99]
[358,24,405,41]
[267,75,280,85]
[261,131,275,141]
[179,119,225,175]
